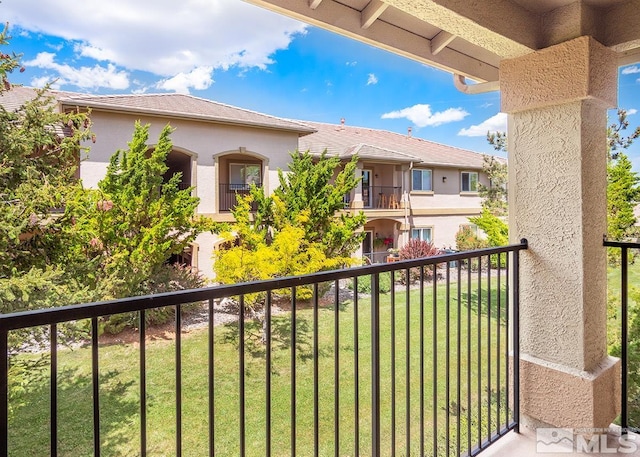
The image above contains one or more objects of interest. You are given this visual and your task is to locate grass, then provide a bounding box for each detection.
[8,271,510,457]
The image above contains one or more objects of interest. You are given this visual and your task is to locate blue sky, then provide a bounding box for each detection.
[2,0,640,164]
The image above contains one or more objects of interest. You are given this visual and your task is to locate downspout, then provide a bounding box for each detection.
[453,74,500,94]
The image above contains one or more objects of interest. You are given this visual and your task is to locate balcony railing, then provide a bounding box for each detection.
[219,183,261,212]
[0,241,527,456]
[603,238,640,433]
[363,185,402,209]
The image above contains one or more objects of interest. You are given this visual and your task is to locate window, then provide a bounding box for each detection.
[461,171,479,192]
[412,169,432,191]
[411,227,433,243]
[230,163,261,189]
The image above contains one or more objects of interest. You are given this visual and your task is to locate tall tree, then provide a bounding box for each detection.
[0,24,95,305]
[607,153,640,240]
[251,150,366,258]
[71,121,212,300]
[477,155,508,217]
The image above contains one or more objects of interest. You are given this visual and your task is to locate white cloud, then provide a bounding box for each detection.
[367,73,378,85]
[3,0,307,78]
[458,112,508,137]
[30,75,60,89]
[346,61,357,66]
[628,108,638,115]
[622,65,640,75]
[381,104,469,127]
[156,66,214,94]
[24,52,129,90]
[76,43,117,62]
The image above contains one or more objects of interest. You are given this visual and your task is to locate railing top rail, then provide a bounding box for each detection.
[603,239,640,249]
[0,240,527,332]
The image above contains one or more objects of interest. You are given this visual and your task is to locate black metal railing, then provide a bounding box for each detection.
[0,241,527,456]
[603,238,640,433]
[362,185,402,209]
[219,183,261,212]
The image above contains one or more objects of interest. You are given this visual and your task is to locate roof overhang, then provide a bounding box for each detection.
[245,0,640,82]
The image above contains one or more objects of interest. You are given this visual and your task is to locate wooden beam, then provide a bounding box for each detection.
[382,0,537,58]
[245,0,499,81]
[309,0,323,10]
[361,0,389,29]
[430,30,455,55]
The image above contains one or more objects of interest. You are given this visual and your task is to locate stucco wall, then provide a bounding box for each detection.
[81,110,300,211]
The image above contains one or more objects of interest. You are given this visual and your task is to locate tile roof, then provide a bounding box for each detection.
[58,92,315,135]
[298,120,496,169]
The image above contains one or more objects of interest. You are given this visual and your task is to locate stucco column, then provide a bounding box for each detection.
[501,36,620,430]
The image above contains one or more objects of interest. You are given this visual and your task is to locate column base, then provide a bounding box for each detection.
[520,354,620,429]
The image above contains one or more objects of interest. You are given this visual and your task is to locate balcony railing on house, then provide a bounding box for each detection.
[219,183,261,212]
[603,238,640,434]
[363,185,403,209]
[0,241,527,456]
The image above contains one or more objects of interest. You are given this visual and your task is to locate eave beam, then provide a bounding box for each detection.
[431,31,455,55]
[361,0,389,29]
[245,0,499,81]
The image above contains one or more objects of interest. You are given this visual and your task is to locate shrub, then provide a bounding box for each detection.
[455,226,488,252]
[398,239,442,284]
[102,264,206,334]
[348,272,392,294]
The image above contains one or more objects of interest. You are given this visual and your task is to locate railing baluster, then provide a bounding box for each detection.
[622,246,629,433]
[477,257,482,448]
[140,311,147,457]
[496,254,502,435]
[208,299,215,457]
[390,272,396,457]
[406,268,411,456]
[354,276,360,457]
[51,323,58,457]
[432,263,438,457]
[334,279,340,457]
[0,329,7,456]
[313,284,319,457]
[239,295,246,457]
[467,259,473,455]
[445,263,451,457]
[513,245,522,433]
[505,254,510,431]
[176,305,182,457]
[291,287,297,457]
[419,266,425,457]
[487,259,492,442]
[265,292,272,457]
[456,261,462,457]
[91,317,101,457]
[371,272,381,457]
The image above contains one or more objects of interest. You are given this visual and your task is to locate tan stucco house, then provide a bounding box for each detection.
[2,85,495,275]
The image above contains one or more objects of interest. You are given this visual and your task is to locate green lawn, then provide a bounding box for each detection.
[9,272,510,457]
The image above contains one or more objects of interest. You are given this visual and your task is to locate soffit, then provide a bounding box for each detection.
[246,0,640,81]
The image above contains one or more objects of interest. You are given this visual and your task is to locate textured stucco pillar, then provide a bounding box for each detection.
[501,36,620,429]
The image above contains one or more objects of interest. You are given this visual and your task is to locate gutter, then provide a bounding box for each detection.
[453,74,500,94]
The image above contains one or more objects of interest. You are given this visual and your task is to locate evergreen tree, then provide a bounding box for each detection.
[249,150,366,258]
[607,153,640,240]
[71,121,212,300]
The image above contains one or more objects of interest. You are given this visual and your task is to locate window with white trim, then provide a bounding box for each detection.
[411,169,433,191]
[461,171,479,192]
[411,227,433,243]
